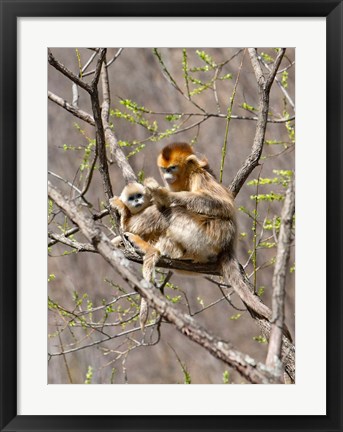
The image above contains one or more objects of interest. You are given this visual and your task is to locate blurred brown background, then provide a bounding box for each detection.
[48,48,295,384]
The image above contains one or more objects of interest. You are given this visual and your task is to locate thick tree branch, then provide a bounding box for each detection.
[229,48,286,197]
[90,48,106,90]
[48,180,295,382]
[88,63,113,200]
[266,177,295,376]
[48,181,280,384]
[101,60,137,183]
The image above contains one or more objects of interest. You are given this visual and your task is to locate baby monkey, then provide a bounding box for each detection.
[110,182,158,247]
[110,182,186,272]
[110,182,162,332]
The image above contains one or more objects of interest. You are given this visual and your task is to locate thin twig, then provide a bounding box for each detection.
[48,91,95,126]
[220,49,246,183]
[83,48,124,77]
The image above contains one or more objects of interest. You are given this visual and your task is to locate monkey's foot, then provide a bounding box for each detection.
[111,236,124,248]
[124,232,149,254]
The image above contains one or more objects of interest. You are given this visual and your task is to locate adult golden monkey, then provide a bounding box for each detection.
[110,178,226,278]
[110,179,229,331]
[145,142,290,336]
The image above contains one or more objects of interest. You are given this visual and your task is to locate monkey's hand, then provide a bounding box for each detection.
[151,188,171,208]
[144,179,171,208]
[143,177,160,190]
[109,196,125,214]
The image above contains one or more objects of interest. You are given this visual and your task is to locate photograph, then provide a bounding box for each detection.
[47,47,295,385]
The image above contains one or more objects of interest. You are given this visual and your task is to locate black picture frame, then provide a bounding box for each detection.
[0,1,342,431]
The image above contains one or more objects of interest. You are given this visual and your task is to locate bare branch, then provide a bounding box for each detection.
[48,170,82,195]
[48,49,92,94]
[265,49,287,92]
[248,48,265,85]
[229,49,286,197]
[260,54,295,109]
[48,232,97,253]
[48,91,95,126]
[48,180,281,384]
[83,48,124,78]
[89,73,113,200]
[100,60,137,183]
[48,209,109,247]
[266,177,295,376]
[90,48,106,89]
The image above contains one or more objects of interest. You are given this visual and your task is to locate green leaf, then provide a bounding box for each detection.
[260,52,274,63]
[253,335,267,344]
[165,114,181,122]
[223,370,230,384]
[220,73,233,80]
[281,70,288,88]
[84,366,93,384]
[195,50,216,68]
[257,286,265,297]
[250,192,284,202]
[241,102,256,111]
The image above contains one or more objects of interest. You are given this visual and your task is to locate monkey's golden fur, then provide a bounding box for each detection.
[110,145,237,279]
[153,142,237,258]
[110,182,194,281]
[111,143,237,282]
[151,143,292,340]
[112,143,292,347]
[110,182,166,249]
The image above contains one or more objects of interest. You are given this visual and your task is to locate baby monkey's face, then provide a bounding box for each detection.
[120,183,151,215]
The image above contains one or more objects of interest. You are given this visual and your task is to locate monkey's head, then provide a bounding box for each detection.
[120,182,152,215]
[157,142,209,191]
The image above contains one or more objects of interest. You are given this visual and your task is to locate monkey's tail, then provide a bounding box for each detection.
[220,255,293,343]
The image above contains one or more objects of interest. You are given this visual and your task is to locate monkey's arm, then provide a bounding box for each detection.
[109,196,131,228]
[125,206,168,237]
[146,184,233,219]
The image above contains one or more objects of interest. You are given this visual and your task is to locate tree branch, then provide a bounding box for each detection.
[48,180,281,384]
[100,59,137,183]
[229,48,286,197]
[266,177,295,376]
[48,49,92,94]
[83,48,124,78]
[88,55,113,201]
[48,91,95,126]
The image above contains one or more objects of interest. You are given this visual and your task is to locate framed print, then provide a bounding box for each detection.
[0,1,342,432]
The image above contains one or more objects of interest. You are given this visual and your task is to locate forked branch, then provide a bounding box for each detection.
[229,48,286,197]
[48,180,283,384]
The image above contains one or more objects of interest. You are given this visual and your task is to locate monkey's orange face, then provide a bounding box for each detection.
[157,142,195,191]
